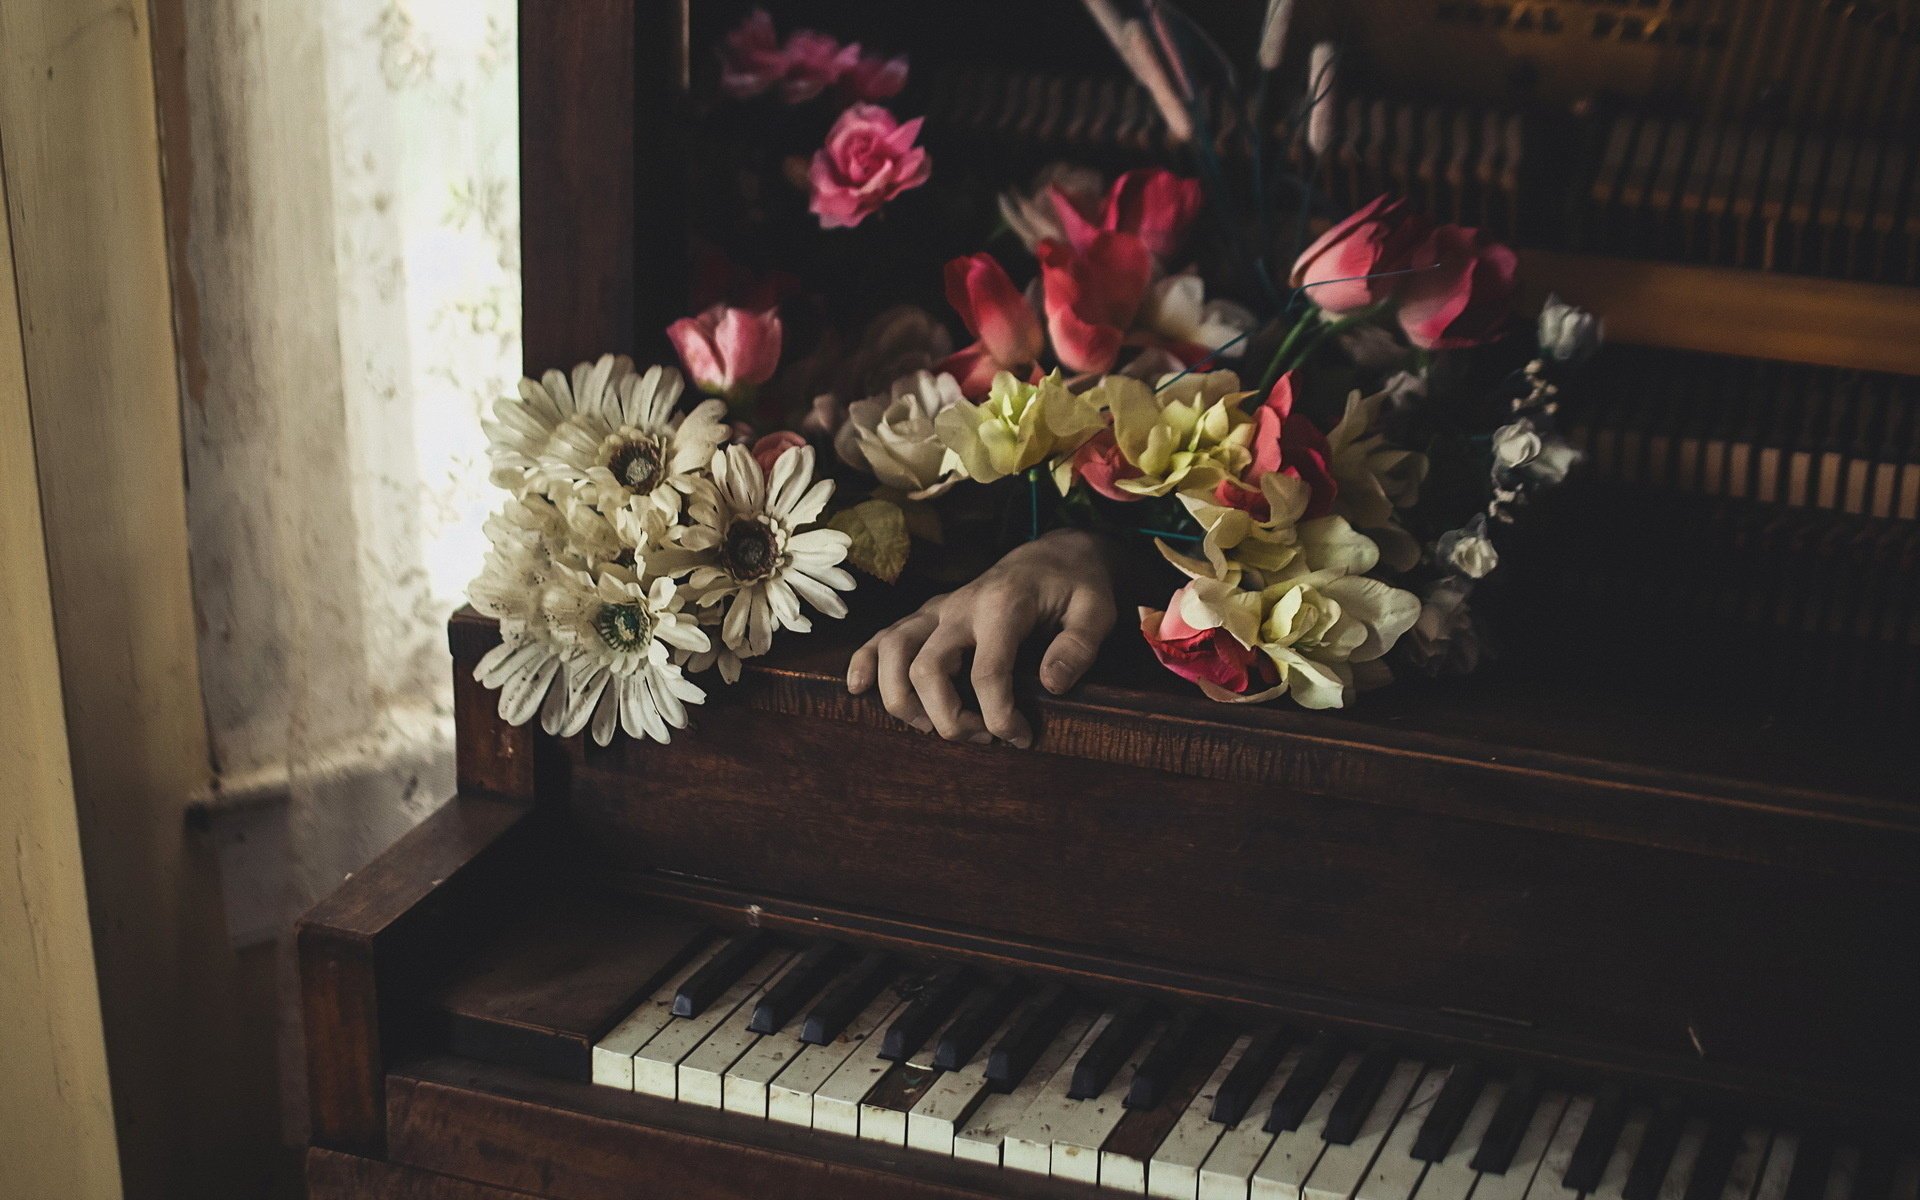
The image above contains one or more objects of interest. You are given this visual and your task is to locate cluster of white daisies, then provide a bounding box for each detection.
[468,355,855,745]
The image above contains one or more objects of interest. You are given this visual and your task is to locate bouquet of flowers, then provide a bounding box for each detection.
[469,3,1595,744]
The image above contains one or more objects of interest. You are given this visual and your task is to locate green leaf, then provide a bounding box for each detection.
[828,499,910,584]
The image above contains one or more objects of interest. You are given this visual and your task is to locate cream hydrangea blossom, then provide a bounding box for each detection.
[1108,370,1260,498]
[1166,571,1419,709]
[934,370,1103,485]
[680,444,855,662]
[539,563,709,745]
[1326,389,1429,572]
[527,360,729,521]
[1157,471,1380,586]
[835,370,968,499]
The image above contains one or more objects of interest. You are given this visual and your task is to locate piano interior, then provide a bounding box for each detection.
[303,2,1920,1198]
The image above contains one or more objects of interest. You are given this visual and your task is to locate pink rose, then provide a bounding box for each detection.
[1396,224,1519,350]
[749,430,806,476]
[1215,374,1338,519]
[1036,232,1153,375]
[1069,427,1142,501]
[1290,194,1430,314]
[937,253,1043,396]
[1052,168,1205,264]
[807,104,931,230]
[1141,589,1263,693]
[780,30,861,102]
[718,10,788,99]
[840,50,907,102]
[666,304,783,405]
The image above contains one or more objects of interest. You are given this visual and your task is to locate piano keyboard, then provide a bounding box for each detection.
[589,933,1920,1200]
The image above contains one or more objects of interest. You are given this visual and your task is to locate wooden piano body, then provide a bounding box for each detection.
[302,2,1920,1196]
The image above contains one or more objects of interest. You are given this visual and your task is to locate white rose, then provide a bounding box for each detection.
[834,370,968,499]
[1493,420,1543,470]
[1447,534,1499,579]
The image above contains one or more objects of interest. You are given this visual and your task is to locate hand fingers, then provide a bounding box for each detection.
[1041,584,1116,694]
[910,629,989,744]
[847,640,878,694]
[875,617,936,732]
[970,611,1032,748]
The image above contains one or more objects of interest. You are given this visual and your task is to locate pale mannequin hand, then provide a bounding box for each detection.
[846,528,1119,748]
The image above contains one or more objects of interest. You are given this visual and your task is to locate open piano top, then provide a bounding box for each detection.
[302,2,1920,1197]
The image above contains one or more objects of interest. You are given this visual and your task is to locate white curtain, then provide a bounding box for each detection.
[166,0,519,1128]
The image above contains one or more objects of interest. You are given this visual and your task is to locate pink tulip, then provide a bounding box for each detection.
[1290,194,1430,313]
[1050,168,1204,264]
[667,304,783,404]
[938,253,1043,396]
[1142,589,1261,693]
[1215,374,1338,519]
[1395,224,1519,350]
[807,104,932,230]
[1036,232,1152,375]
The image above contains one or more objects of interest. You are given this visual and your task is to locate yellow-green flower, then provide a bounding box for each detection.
[935,370,1102,484]
[1158,472,1380,586]
[1327,389,1428,572]
[1109,369,1260,498]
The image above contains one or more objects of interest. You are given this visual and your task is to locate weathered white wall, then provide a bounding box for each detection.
[158,0,520,1131]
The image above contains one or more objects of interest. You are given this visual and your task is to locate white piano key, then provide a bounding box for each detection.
[1149,1034,1252,1200]
[906,1006,1026,1155]
[1750,1133,1797,1200]
[1469,1091,1571,1200]
[675,955,805,1109]
[1719,1129,1772,1200]
[1354,1063,1448,1200]
[633,948,793,1099]
[1242,1051,1357,1200]
[589,940,724,1090]
[1050,1019,1167,1185]
[1820,1146,1862,1200]
[860,996,975,1146]
[1656,1120,1713,1200]
[1302,1060,1428,1200]
[1589,1109,1656,1200]
[1410,1078,1510,1200]
[721,1000,811,1116]
[766,989,906,1129]
[952,1012,1097,1167]
[1004,1011,1116,1174]
[813,994,922,1137]
[1524,1094,1594,1200]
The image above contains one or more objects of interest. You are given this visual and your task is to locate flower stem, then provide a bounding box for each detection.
[1255,303,1391,395]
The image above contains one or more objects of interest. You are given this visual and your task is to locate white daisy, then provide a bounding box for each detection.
[541,563,710,745]
[681,444,855,660]
[468,494,571,635]
[484,354,636,491]
[540,363,729,521]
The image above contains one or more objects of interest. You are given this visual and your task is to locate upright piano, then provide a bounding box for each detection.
[302,2,1920,1197]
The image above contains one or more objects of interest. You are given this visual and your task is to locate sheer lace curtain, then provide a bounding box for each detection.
[163,0,518,1125]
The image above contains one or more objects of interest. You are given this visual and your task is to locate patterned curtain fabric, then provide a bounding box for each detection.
[168,0,517,944]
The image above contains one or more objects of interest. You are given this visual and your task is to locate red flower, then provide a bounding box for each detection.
[840,50,907,102]
[1069,427,1142,501]
[1036,233,1153,375]
[1289,194,1430,313]
[667,304,783,402]
[1214,374,1338,520]
[807,105,931,230]
[1396,224,1519,350]
[780,30,862,102]
[1050,168,1205,264]
[1141,594,1259,693]
[718,10,789,99]
[749,430,807,476]
[938,253,1044,397]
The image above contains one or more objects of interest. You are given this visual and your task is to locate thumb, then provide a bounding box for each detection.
[1040,588,1114,694]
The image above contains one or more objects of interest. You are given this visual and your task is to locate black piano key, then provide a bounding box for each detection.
[1562,1083,1630,1191]
[1211,1026,1294,1126]
[673,931,776,1018]
[1070,997,1157,1100]
[1471,1067,1544,1174]
[880,964,973,1061]
[1265,1029,1344,1133]
[800,949,893,1045]
[1782,1135,1835,1200]
[1323,1043,1397,1146]
[1622,1100,1690,1200]
[747,940,845,1035]
[1683,1121,1744,1200]
[1852,1148,1898,1200]
[987,983,1076,1093]
[934,975,1026,1071]
[1126,1008,1207,1110]
[1411,1060,1489,1161]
